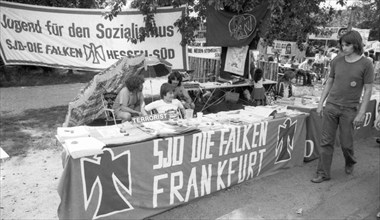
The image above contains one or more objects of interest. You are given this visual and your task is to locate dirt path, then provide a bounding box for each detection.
[0,83,379,219]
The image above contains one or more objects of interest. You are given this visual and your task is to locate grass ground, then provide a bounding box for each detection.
[0,66,97,87]
[0,106,67,156]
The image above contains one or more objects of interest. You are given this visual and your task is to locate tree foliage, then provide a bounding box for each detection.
[7,0,378,48]
[6,0,95,8]
[99,0,340,48]
[329,0,380,41]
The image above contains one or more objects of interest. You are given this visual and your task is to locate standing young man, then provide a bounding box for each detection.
[313,50,326,80]
[311,30,375,183]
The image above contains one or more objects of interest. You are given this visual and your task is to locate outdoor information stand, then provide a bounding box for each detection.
[57,114,307,219]
[183,80,278,112]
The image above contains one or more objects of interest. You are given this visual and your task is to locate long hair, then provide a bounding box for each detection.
[339,30,364,55]
[168,71,183,86]
[253,68,263,83]
[125,75,144,92]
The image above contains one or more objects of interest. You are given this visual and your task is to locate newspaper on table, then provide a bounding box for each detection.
[56,122,158,158]
[139,120,200,137]
[56,126,90,142]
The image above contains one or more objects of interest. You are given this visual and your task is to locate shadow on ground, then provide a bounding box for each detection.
[0,106,68,156]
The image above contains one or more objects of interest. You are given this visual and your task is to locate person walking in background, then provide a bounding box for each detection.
[311,30,375,183]
[251,68,266,105]
[168,71,195,109]
[113,75,148,122]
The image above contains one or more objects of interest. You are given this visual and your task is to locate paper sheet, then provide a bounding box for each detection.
[64,137,105,159]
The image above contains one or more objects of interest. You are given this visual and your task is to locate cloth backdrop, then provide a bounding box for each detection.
[205,2,271,47]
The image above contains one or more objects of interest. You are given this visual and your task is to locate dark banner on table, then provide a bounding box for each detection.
[353,99,378,139]
[290,99,378,162]
[57,116,306,219]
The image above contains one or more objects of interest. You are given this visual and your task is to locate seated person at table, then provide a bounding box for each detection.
[145,83,186,119]
[297,59,315,85]
[168,71,195,109]
[113,75,148,122]
[276,71,296,98]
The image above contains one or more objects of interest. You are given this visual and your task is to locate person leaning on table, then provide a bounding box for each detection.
[113,75,148,122]
[311,30,375,183]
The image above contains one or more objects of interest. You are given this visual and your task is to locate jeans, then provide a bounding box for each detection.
[313,63,324,79]
[316,102,358,178]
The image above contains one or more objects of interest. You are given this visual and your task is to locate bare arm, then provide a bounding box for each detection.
[316,77,334,116]
[120,103,141,115]
[181,86,195,109]
[139,93,147,116]
[353,83,373,127]
[119,89,143,115]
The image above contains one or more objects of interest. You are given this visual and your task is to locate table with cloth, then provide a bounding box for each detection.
[184,80,277,112]
[280,95,379,162]
[57,111,307,219]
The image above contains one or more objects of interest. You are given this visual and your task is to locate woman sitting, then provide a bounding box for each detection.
[113,75,148,122]
[276,71,296,99]
[168,71,195,109]
[145,83,186,119]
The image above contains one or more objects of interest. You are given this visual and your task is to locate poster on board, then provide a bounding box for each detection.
[224,46,249,76]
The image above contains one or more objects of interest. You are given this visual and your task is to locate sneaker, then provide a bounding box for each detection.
[311,175,331,183]
[345,164,354,174]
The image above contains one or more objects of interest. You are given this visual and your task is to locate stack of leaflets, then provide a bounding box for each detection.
[141,120,199,137]
[88,123,158,145]
[56,126,90,142]
[57,126,104,159]
[63,137,105,159]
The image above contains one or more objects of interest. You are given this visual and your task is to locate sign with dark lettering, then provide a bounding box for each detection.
[0,1,186,70]
[187,46,221,59]
[308,26,370,43]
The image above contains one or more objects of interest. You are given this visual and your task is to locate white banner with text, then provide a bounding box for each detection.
[0,2,186,70]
